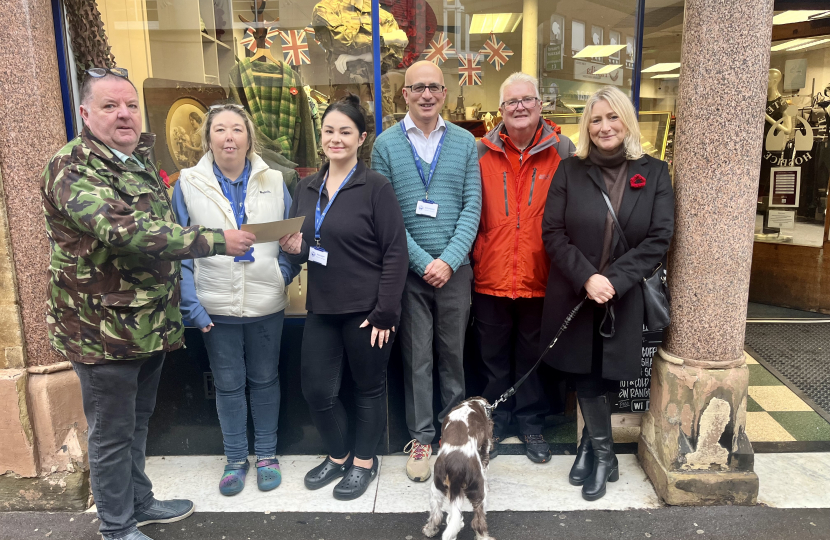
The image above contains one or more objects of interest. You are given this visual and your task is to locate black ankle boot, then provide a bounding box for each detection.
[568,426,593,486]
[578,394,619,501]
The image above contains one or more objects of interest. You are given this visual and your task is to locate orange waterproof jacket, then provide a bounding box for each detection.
[473,119,575,298]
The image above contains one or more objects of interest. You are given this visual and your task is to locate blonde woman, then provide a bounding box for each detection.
[540,86,674,501]
[172,103,300,496]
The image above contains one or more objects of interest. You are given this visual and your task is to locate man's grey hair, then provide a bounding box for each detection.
[499,72,541,105]
[80,73,138,105]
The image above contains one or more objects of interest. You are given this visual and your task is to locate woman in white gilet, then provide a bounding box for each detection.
[171,103,300,496]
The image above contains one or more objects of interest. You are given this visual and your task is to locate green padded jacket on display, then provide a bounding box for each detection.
[228,58,318,172]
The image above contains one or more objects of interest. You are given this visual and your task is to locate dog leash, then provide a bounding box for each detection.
[487,298,587,414]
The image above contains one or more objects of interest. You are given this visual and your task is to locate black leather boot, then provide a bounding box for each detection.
[568,426,593,486]
[578,394,619,501]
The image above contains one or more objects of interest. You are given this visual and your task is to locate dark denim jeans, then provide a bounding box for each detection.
[72,353,164,539]
[201,312,284,462]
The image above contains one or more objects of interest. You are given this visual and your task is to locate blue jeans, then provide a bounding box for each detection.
[201,313,284,462]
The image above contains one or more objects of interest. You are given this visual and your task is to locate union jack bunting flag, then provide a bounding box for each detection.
[279,30,311,65]
[264,26,280,48]
[423,32,455,66]
[241,27,258,52]
[304,26,321,45]
[458,53,482,86]
[479,33,513,71]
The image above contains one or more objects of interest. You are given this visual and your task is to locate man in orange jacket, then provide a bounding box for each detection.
[474,72,575,463]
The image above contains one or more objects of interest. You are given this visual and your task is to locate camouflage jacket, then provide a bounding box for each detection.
[41,127,227,363]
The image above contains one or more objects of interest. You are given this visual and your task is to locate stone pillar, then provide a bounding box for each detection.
[0,0,89,511]
[637,0,773,505]
[521,0,538,77]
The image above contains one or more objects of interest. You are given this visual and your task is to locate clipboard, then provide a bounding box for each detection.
[241,216,305,244]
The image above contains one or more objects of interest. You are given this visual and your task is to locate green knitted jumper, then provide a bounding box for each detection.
[371,121,482,276]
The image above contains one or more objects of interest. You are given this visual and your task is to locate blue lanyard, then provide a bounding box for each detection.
[216,161,251,229]
[400,121,447,199]
[315,164,358,245]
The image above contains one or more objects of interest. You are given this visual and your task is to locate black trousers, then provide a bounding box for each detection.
[72,354,164,538]
[473,292,548,436]
[301,311,393,461]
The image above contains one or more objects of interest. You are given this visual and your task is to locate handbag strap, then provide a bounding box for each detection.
[600,190,631,252]
[601,190,665,280]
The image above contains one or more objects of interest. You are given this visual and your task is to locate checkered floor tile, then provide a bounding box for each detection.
[745,353,830,443]
[526,351,830,449]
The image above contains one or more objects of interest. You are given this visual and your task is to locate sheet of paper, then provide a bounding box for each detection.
[241,216,305,244]
[767,210,795,230]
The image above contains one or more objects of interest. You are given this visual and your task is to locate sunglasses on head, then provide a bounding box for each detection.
[209,103,246,111]
[85,67,129,79]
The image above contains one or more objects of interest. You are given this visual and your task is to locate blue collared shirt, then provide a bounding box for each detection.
[105,145,146,169]
[172,160,299,328]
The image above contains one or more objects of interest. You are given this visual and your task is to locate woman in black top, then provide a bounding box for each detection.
[279,95,408,501]
[541,86,674,502]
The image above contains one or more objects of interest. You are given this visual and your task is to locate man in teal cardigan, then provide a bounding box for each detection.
[371,61,482,483]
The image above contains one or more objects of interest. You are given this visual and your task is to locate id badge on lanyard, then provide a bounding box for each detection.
[401,122,445,218]
[416,199,438,217]
[312,165,358,265]
[219,172,255,263]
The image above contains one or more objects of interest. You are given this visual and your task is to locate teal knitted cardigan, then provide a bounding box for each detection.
[371,121,482,276]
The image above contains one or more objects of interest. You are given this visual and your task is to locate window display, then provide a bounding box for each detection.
[640,2,830,248]
[87,0,644,315]
[758,33,830,247]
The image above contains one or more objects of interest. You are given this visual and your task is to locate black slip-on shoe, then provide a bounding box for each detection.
[304,456,352,490]
[332,456,379,501]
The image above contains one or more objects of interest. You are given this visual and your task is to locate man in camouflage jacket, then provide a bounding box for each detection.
[41,71,254,540]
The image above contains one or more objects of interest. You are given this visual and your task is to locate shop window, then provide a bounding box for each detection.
[93,0,399,315]
[640,2,830,248]
[87,0,649,315]
[761,18,830,247]
[390,0,638,135]
[638,0,683,173]
[93,0,650,189]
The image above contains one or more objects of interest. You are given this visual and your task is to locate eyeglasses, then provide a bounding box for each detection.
[502,97,540,111]
[405,83,445,95]
[85,67,129,79]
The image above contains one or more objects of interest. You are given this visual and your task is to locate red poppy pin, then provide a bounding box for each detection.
[290,87,298,96]
[630,174,646,189]
[160,169,170,188]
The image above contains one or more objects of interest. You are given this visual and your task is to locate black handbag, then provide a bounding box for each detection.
[600,191,671,331]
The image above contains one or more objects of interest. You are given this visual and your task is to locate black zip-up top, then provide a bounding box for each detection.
[285,161,409,329]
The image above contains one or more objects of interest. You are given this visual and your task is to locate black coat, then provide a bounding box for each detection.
[540,154,675,381]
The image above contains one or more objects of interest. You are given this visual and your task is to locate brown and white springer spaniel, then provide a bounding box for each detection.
[423,397,494,540]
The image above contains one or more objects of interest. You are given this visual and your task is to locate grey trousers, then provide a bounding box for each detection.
[72,354,164,538]
[399,264,472,445]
